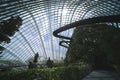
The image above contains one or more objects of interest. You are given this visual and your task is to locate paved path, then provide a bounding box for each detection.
[82,70,120,80]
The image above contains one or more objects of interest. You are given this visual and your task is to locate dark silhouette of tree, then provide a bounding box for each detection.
[33,52,39,63]
[28,53,39,69]
[46,57,53,68]
[28,61,34,69]
[0,16,22,54]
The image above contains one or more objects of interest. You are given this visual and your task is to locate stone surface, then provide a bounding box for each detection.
[82,70,120,80]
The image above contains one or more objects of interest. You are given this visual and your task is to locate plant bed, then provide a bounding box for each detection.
[0,64,92,80]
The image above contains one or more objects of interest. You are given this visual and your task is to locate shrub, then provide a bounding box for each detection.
[0,64,92,80]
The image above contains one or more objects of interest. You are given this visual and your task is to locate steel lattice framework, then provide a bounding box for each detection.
[0,0,120,66]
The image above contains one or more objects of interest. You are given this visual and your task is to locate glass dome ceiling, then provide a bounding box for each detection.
[0,0,120,65]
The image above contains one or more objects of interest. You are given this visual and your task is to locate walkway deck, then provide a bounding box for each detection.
[82,70,120,80]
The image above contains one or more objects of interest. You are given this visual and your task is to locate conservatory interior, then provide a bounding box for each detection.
[0,0,120,80]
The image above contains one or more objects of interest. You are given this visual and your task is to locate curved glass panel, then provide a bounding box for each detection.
[0,0,120,66]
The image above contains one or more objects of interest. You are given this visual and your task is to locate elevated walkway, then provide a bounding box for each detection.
[82,70,120,80]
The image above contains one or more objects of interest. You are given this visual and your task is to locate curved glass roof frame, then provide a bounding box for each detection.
[0,0,120,66]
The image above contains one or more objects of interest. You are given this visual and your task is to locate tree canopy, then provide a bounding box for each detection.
[0,16,22,54]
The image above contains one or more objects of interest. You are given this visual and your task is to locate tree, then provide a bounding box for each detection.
[27,53,39,69]
[0,16,22,54]
[46,57,53,68]
[33,52,39,63]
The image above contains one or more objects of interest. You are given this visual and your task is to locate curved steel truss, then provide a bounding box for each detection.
[0,0,120,67]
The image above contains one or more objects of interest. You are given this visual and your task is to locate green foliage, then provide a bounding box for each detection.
[46,58,53,68]
[0,64,92,80]
[65,24,120,69]
[0,60,25,71]
[0,16,22,43]
[0,46,5,54]
[1,16,22,37]
[0,16,22,53]
[0,34,10,43]
[0,46,5,51]
[0,60,24,66]
[53,61,64,67]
